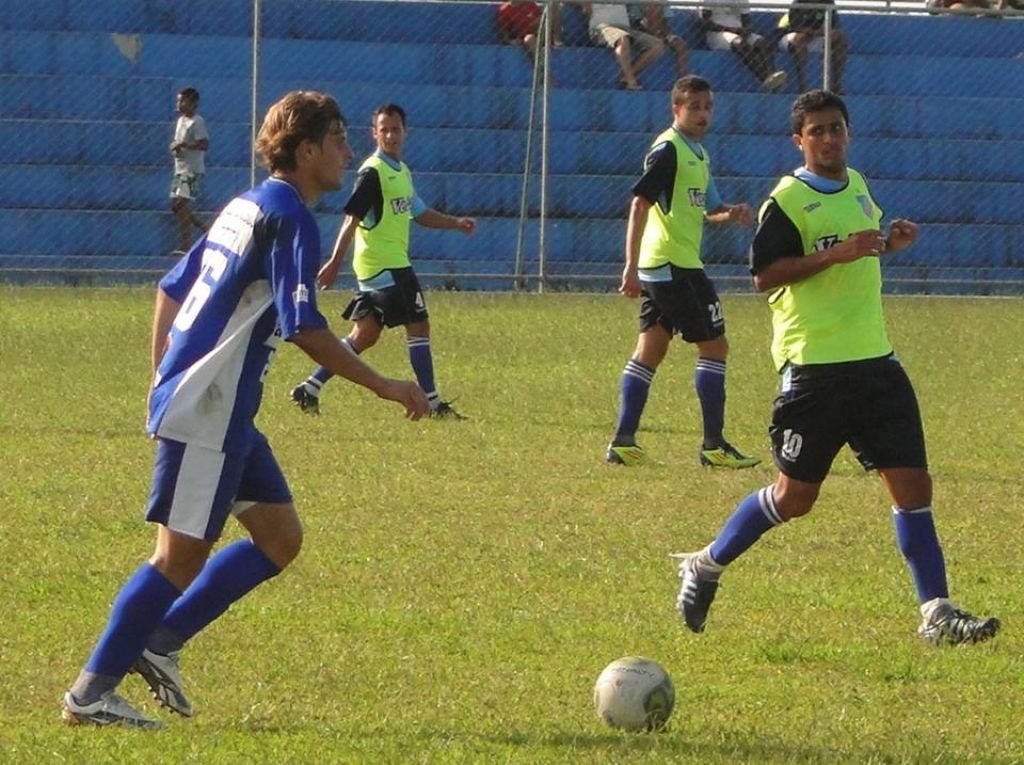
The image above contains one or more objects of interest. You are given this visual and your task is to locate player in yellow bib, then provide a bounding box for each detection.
[606,75,760,469]
[675,90,999,646]
[291,103,476,418]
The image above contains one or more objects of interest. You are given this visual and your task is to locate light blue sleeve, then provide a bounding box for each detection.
[410,192,428,218]
[705,175,724,213]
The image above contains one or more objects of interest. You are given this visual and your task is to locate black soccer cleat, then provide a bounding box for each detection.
[430,400,466,420]
[290,384,320,415]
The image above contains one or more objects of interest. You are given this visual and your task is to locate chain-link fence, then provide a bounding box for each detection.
[1,0,1022,294]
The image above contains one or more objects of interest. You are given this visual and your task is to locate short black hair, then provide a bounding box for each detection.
[671,75,712,105]
[178,87,200,103]
[372,103,407,127]
[790,89,849,134]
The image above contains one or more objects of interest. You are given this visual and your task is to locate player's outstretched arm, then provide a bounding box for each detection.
[318,214,361,289]
[289,328,430,419]
[414,209,476,234]
[706,203,753,227]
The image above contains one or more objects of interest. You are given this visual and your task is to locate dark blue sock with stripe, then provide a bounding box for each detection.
[695,357,727,448]
[152,540,281,651]
[407,336,438,402]
[307,338,358,389]
[709,487,784,565]
[83,563,182,679]
[892,506,949,603]
[613,358,655,444]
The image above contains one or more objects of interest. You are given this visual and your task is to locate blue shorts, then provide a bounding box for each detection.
[145,431,292,541]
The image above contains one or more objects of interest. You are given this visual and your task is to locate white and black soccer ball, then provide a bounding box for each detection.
[593,656,675,732]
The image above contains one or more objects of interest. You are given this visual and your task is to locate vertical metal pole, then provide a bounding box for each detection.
[514,3,545,291]
[250,0,262,187]
[822,7,833,92]
[537,0,551,294]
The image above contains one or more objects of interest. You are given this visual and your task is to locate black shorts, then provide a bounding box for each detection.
[342,267,429,328]
[769,355,928,483]
[638,266,724,343]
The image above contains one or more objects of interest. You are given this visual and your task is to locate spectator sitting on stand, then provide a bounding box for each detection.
[630,3,689,77]
[698,0,788,92]
[926,0,995,14]
[497,1,563,64]
[583,2,665,90]
[777,0,847,94]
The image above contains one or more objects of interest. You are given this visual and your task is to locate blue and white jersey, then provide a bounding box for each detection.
[148,177,328,453]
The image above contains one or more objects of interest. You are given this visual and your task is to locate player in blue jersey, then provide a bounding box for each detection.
[61,91,429,730]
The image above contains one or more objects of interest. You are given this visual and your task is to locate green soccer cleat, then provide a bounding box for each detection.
[606,443,646,466]
[699,442,761,469]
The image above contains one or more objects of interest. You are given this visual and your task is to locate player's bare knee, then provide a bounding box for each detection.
[406,319,430,338]
[635,329,670,367]
[350,325,381,350]
[262,524,303,569]
[634,346,666,368]
[150,542,210,590]
[882,467,933,510]
[699,335,729,361]
[772,478,819,521]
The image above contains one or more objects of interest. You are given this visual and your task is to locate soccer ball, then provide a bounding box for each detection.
[593,656,675,732]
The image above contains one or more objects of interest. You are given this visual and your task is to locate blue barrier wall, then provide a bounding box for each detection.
[0,1,1021,293]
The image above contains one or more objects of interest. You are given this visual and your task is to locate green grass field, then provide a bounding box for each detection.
[1,286,1021,764]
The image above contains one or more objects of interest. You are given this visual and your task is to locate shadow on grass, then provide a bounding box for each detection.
[349,726,845,764]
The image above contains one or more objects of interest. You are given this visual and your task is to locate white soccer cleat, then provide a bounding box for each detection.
[918,598,1000,646]
[133,649,194,717]
[61,690,163,730]
[672,552,721,634]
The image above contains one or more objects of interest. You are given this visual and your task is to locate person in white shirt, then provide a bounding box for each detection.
[170,87,210,253]
[698,1,788,91]
[584,2,665,90]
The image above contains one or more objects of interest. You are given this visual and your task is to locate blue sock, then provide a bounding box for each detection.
[892,506,949,603]
[83,563,182,679]
[695,357,726,448]
[306,338,358,390]
[154,540,281,650]
[709,487,784,565]
[613,359,655,444]
[407,336,438,402]
[310,366,333,385]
